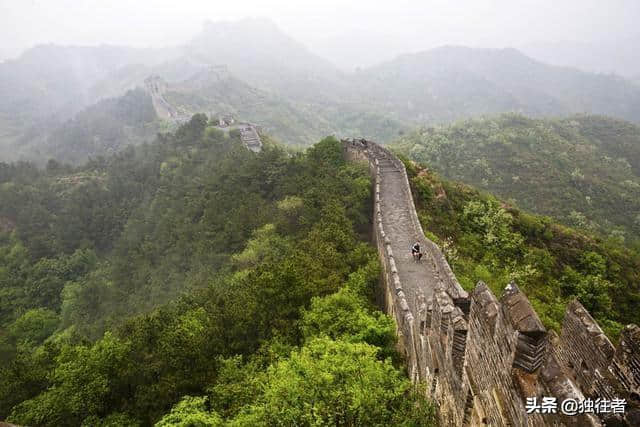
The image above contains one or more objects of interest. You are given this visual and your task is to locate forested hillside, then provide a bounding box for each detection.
[0,44,167,122]
[158,68,404,149]
[395,114,640,245]
[403,157,640,339]
[0,44,171,162]
[0,117,435,426]
[42,89,159,163]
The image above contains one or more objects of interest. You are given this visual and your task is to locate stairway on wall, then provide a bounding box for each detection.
[239,125,262,152]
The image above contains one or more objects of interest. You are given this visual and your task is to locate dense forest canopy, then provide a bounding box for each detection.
[0,116,435,426]
[3,98,640,426]
[394,114,640,247]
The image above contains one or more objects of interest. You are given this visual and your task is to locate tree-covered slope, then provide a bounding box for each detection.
[37,89,160,163]
[2,85,163,164]
[0,44,165,123]
[403,158,640,339]
[158,66,406,149]
[0,120,435,426]
[394,114,640,244]
[0,45,172,161]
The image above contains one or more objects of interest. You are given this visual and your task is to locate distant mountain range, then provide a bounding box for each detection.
[3,19,640,163]
[352,46,640,124]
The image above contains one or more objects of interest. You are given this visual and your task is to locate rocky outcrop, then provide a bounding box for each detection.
[343,138,640,426]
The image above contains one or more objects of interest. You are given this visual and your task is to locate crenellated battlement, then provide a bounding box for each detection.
[343,138,640,426]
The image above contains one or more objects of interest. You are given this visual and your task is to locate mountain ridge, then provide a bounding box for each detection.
[3,19,640,162]
[355,45,640,123]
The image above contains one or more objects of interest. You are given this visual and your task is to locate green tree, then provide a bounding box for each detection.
[176,114,208,145]
[300,286,396,359]
[230,338,436,426]
[9,332,133,426]
[155,396,222,427]
[7,308,59,346]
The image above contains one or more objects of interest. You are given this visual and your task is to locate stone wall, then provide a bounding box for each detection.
[343,139,640,426]
[144,75,180,120]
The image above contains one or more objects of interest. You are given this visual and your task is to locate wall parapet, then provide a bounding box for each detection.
[343,138,640,426]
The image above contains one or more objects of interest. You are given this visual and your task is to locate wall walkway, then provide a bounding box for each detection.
[344,138,640,426]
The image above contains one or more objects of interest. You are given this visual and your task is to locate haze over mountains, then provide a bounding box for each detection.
[521,37,640,78]
[2,18,640,163]
[4,5,640,425]
[354,46,640,123]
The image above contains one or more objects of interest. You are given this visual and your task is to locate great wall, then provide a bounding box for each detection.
[342,138,640,426]
[144,73,263,152]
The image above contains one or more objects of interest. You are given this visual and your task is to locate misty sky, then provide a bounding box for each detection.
[2,0,639,68]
